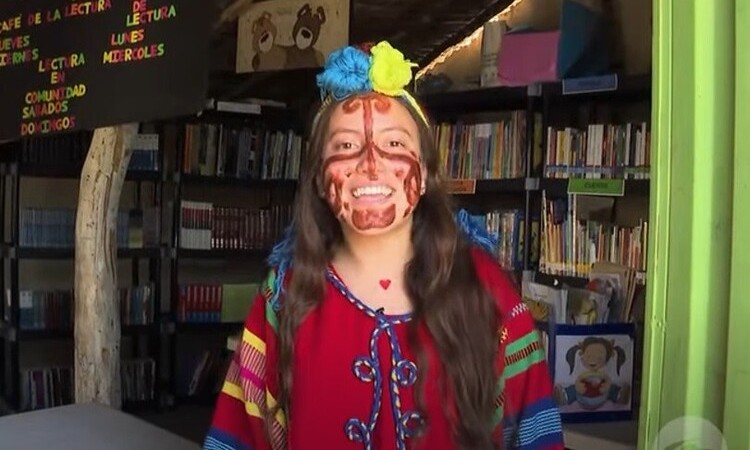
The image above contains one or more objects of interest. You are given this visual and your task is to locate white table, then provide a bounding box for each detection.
[564,421,638,450]
[0,403,200,449]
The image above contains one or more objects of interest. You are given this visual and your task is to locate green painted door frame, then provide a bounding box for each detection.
[723,1,750,448]
[640,0,747,448]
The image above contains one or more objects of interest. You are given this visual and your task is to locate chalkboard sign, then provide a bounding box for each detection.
[0,1,210,142]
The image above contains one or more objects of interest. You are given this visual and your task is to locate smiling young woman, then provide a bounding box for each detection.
[204,41,564,450]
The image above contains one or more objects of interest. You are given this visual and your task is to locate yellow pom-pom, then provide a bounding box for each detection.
[369,41,417,96]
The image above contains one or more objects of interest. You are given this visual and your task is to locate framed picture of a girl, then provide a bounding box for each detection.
[549,323,636,422]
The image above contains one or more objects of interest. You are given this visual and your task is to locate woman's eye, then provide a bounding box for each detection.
[387,140,404,148]
[336,142,355,150]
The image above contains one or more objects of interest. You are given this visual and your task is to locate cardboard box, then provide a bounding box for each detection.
[497,0,612,86]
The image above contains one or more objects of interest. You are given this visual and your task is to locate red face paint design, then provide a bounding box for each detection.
[352,204,397,230]
[321,94,424,234]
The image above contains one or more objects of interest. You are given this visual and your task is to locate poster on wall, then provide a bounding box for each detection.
[236,0,350,73]
[552,328,635,421]
[0,0,210,142]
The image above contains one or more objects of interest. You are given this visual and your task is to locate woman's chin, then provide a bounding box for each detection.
[348,204,396,231]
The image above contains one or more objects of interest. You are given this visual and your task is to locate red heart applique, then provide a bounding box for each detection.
[379,279,391,290]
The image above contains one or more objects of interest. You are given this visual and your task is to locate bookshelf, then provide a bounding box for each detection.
[424,83,540,273]
[418,73,651,432]
[0,127,165,413]
[421,73,651,279]
[0,102,304,412]
[165,105,301,406]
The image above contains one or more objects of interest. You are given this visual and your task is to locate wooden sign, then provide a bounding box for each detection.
[445,178,477,195]
[236,0,350,73]
[0,0,210,142]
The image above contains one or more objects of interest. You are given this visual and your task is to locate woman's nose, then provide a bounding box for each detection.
[355,141,381,179]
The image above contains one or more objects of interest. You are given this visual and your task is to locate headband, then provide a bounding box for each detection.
[314,41,429,125]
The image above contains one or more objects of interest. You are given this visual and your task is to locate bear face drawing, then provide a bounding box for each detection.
[252,12,277,54]
[283,3,326,69]
[293,3,326,50]
[251,11,288,71]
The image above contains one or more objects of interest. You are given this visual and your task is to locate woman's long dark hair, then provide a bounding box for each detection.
[269,97,501,449]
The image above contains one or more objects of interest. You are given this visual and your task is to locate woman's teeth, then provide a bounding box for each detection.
[352,185,394,198]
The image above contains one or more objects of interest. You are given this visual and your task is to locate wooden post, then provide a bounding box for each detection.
[74,124,137,408]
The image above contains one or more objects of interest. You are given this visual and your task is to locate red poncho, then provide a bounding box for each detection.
[204,248,564,449]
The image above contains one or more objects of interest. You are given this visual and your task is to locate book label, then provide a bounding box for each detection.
[562,74,618,95]
[445,179,477,195]
[567,178,625,196]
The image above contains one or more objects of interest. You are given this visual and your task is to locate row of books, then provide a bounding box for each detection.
[539,194,648,278]
[524,262,643,324]
[127,133,160,172]
[19,358,156,411]
[13,119,649,183]
[121,358,156,403]
[19,207,160,249]
[19,366,72,411]
[11,285,155,331]
[176,283,258,323]
[433,111,527,180]
[181,123,304,180]
[17,131,92,166]
[120,284,155,326]
[16,131,160,172]
[470,209,540,271]
[179,201,291,251]
[544,122,651,179]
[14,122,653,184]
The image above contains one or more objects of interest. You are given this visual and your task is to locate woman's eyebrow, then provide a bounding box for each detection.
[378,126,413,138]
[328,128,361,138]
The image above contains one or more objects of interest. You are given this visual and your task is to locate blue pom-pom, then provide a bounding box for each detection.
[454,209,498,256]
[267,224,295,268]
[316,46,372,101]
[266,224,296,311]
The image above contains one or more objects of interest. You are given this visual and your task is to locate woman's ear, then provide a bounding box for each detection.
[315,174,325,197]
[315,174,324,197]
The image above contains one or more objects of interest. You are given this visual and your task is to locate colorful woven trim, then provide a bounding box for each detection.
[315,41,429,125]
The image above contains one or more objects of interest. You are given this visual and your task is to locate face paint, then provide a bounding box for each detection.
[321,94,424,234]
[351,204,396,230]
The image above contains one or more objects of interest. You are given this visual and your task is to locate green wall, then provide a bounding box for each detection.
[641,0,747,447]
